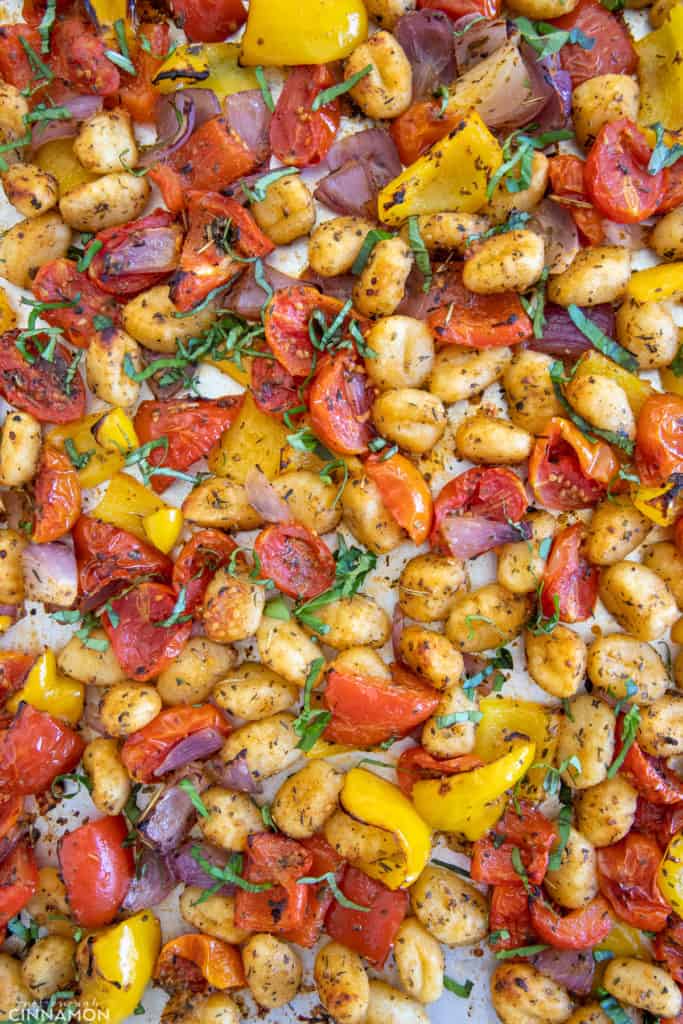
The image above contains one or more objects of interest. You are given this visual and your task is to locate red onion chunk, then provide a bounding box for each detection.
[602,220,649,250]
[304,270,355,303]
[153,727,225,776]
[123,849,176,911]
[83,686,108,736]
[140,92,196,167]
[439,514,532,559]
[395,10,456,100]
[225,264,312,320]
[453,16,508,72]
[224,90,272,164]
[104,227,182,276]
[315,129,402,218]
[533,949,595,996]
[528,303,616,359]
[139,785,197,854]
[391,605,405,663]
[30,94,103,152]
[533,54,572,132]
[245,467,292,524]
[180,88,221,127]
[23,543,78,608]
[326,129,402,178]
[172,840,234,892]
[528,199,579,275]
[315,160,378,218]
[140,346,187,401]
[208,749,262,793]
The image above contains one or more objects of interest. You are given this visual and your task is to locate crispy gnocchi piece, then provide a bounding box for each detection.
[463,230,545,294]
[503,350,562,434]
[585,498,652,566]
[1,162,58,218]
[544,826,599,909]
[157,637,238,706]
[344,31,412,120]
[0,211,71,288]
[574,776,638,847]
[213,662,298,720]
[0,411,42,487]
[616,297,678,369]
[271,760,343,838]
[586,633,669,704]
[446,584,531,653]
[398,553,466,622]
[410,865,488,946]
[430,345,513,403]
[393,918,444,1004]
[59,172,149,231]
[398,626,465,690]
[525,625,587,700]
[353,236,413,317]
[547,246,631,307]
[219,713,302,780]
[603,959,682,1018]
[73,109,138,174]
[251,174,315,246]
[308,595,391,650]
[557,694,616,790]
[314,941,369,1024]
[83,738,131,816]
[455,414,532,465]
[308,216,374,277]
[598,561,678,641]
[364,315,435,390]
[491,963,572,1024]
[243,934,302,1009]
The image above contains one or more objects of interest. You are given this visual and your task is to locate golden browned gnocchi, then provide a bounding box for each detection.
[307,594,390,649]
[83,737,131,815]
[213,662,298,720]
[345,31,412,119]
[256,615,322,686]
[400,211,490,253]
[0,954,31,1017]
[491,964,573,1024]
[203,567,265,643]
[85,328,142,407]
[271,759,343,837]
[251,173,315,245]
[271,470,343,534]
[1,162,58,218]
[498,511,557,595]
[616,297,679,368]
[100,682,162,737]
[643,541,683,608]
[638,693,683,757]
[598,560,678,640]
[323,808,403,866]
[398,552,466,622]
[183,478,264,531]
[430,344,513,403]
[584,498,652,566]
[122,285,217,352]
[455,414,533,465]
[365,980,430,1024]
[482,152,549,222]
[364,315,435,389]
[574,775,638,847]
[651,207,683,261]
[463,230,545,294]
[353,235,413,317]
[571,74,639,148]
[308,216,374,277]
[410,865,488,946]
[564,373,636,440]
[25,869,71,938]
[73,109,138,174]
[198,787,265,851]
[393,918,444,1004]
[21,936,76,997]
[57,631,125,685]
[557,694,616,789]
[179,888,249,945]
[544,826,599,909]
[0,411,41,486]
[342,471,405,553]
[525,624,587,699]
[0,529,25,606]
[371,388,446,453]
[314,941,369,1024]
[0,211,71,287]
[547,246,631,306]
[603,959,682,1018]
[398,625,464,689]
[156,637,237,705]
[446,583,531,653]
[58,171,149,231]
[220,713,301,780]
[586,633,669,704]
[503,350,563,434]
[242,934,302,1009]
[363,0,415,28]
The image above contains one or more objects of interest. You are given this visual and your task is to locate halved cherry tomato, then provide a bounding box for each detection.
[150,118,258,213]
[102,582,192,682]
[254,522,336,600]
[264,287,366,378]
[540,523,598,623]
[548,154,604,246]
[551,0,637,87]
[529,895,612,949]
[133,396,244,493]
[0,24,42,90]
[471,803,557,886]
[281,836,345,948]
[59,816,134,928]
[270,65,340,168]
[616,716,683,806]
[417,0,498,19]
[528,417,618,510]
[431,466,528,551]
[73,516,172,607]
[172,529,238,616]
[251,343,301,417]
[325,866,409,968]
[0,331,86,424]
[585,119,664,224]
[32,447,81,544]
[309,353,375,456]
[0,842,38,931]
[0,703,85,796]
[87,210,183,298]
[633,797,683,851]
[427,272,532,349]
[0,796,24,862]
[51,16,121,95]
[396,746,483,797]
[118,23,171,123]
[0,653,33,703]
[661,159,683,215]
[169,0,247,42]
[171,193,273,312]
[655,929,683,986]
[636,393,683,487]
[365,452,433,545]
[121,704,231,782]
[235,833,313,934]
[597,832,671,932]
[155,934,245,992]
[489,883,534,951]
[32,259,121,349]
[390,97,462,166]
[323,665,441,747]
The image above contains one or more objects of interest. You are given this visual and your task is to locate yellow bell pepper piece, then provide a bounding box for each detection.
[659,829,683,916]
[92,408,139,454]
[79,911,161,1024]
[208,393,288,483]
[305,737,353,759]
[594,919,654,961]
[574,350,654,417]
[49,411,126,489]
[0,616,13,634]
[632,480,683,527]
[85,0,127,29]
[341,768,432,890]
[378,113,502,226]
[241,0,367,66]
[0,288,17,334]
[475,696,560,801]
[90,473,166,542]
[413,740,536,839]
[660,365,683,398]
[155,43,258,99]
[628,263,683,303]
[143,508,183,554]
[35,139,97,196]
[636,3,683,131]
[7,650,84,726]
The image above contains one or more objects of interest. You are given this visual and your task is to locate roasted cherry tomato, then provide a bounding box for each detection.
[0,842,38,931]
[121,704,231,782]
[585,119,664,224]
[73,516,172,607]
[552,0,637,87]
[427,272,532,349]
[417,0,498,19]
[264,286,365,378]
[323,665,441,747]
[171,192,273,312]
[365,452,433,546]
[529,895,612,949]
[597,831,671,932]
[102,582,192,682]
[32,259,121,349]
[430,466,528,553]
[616,716,683,806]
[133,396,243,493]
[0,796,24,862]
[118,22,171,123]
[59,816,134,928]
[51,16,121,95]
[0,24,42,90]
[396,746,483,797]
[32,447,81,544]
[548,154,604,245]
[0,331,86,424]
[529,417,618,510]
[636,393,683,486]
[540,523,598,623]
[270,65,340,168]
[254,522,336,600]
[169,0,247,42]
[0,653,33,704]
[489,883,534,951]
[250,343,301,417]
[155,934,245,992]
[172,529,238,616]
[471,803,557,886]
[390,98,461,166]
[87,210,183,298]
[633,797,683,852]
[325,866,409,968]
[309,353,375,456]
[281,836,345,948]
[655,928,683,986]
[235,833,313,934]
[0,703,85,797]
